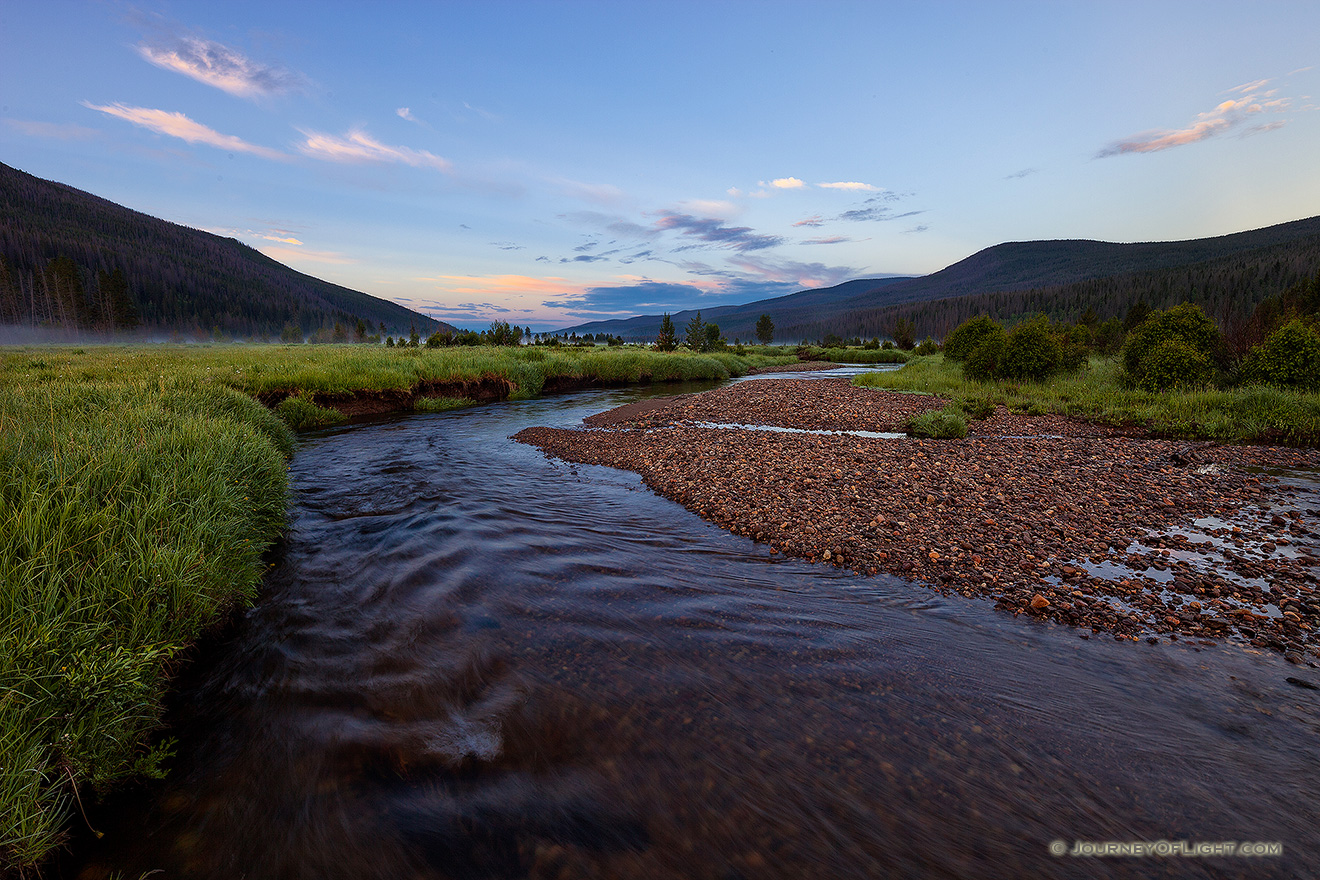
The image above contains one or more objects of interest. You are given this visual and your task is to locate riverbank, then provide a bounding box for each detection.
[0,343,794,875]
[516,377,1320,661]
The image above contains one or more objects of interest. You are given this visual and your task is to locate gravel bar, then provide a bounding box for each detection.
[515,378,1320,661]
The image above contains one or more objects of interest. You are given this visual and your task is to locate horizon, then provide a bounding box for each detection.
[3,2,1318,332]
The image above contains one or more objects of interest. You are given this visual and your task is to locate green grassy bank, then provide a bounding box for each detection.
[855,354,1320,445]
[0,343,792,873]
[0,343,794,400]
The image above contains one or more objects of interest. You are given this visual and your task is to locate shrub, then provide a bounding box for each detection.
[1001,317,1062,381]
[1242,319,1320,388]
[906,407,968,439]
[914,336,940,356]
[1057,323,1091,372]
[963,324,1008,381]
[1136,338,1215,391]
[1122,303,1223,387]
[943,316,1001,361]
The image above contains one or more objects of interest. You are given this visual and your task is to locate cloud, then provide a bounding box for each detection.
[83,102,287,160]
[261,234,303,245]
[554,178,628,206]
[5,119,99,140]
[491,242,525,251]
[767,177,806,189]
[793,215,825,228]
[259,245,355,264]
[397,107,419,122]
[801,236,851,245]
[727,254,860,290]
[817,181,879,191]
[1098,84,1292,157]
[542,280,713,313]
[903,224,929,234]
[1004,167,1037,180]
[836,197,924,223]
[562,211,658,240]
[136,36,304,99]
[297,128,452,170]
[653,211,785,252]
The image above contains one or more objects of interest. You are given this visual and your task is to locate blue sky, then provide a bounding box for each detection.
[2,1,1318,330]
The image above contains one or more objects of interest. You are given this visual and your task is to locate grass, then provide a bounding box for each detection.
[854,354,1320,445]
[0,379,292,870]
[0,341,795,873]
[0,344,794,408]
[414,396,477,413]
[794,345,910,364]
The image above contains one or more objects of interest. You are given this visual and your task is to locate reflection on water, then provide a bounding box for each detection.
[74,381,1320,879]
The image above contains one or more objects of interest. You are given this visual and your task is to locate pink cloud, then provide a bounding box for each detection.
[82,102,287,160]
[1099,86,1291,156]
[136,37,303,99]
[297,128,452,171]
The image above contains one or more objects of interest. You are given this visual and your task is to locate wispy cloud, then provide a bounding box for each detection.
[654,212,785,252]
[818,181,879,191]
[297,128,452,170]
[793,215,825,228]
[554,178,628,206]
[397,107,418,122]
[83,102,287,160]
[801,235,852,245]
[1098,81,1292,157]
[836,197,923,223]
[728,254,860,289]
[1004,167,1037,180]
[766,177,806,189]
[4,119,99,140]
[136,36,304,99]
[259,245,355,264]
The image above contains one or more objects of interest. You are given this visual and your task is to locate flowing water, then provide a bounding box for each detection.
[73,372,1320,879]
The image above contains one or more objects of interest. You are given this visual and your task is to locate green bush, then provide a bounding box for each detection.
[1001,317,1062,381]
[943,316,1001,361]
[914,336,940,356]
[1136,338,1215,391]
[906,407,968,439]
[1242,319,1320,388]
[1122,303,1223,387]
[963,324,1008,381]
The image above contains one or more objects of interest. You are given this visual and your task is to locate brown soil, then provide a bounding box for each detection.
[516,378,1320,660]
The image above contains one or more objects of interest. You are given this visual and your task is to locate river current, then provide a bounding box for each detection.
[74,371,1319,879]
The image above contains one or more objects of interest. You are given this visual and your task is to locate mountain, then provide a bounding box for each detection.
[0,161,451,339]
[561,277,913,343]
[556,216,1320,343]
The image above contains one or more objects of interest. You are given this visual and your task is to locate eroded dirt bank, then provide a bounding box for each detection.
[517,378,1320,662]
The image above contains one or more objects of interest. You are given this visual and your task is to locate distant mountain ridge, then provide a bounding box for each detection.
[0,161,449,338]
[558,216,1320,342]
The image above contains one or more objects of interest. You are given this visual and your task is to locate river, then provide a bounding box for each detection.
[72,370,1319,879]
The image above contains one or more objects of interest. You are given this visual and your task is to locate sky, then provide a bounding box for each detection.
[2,1,1318,331]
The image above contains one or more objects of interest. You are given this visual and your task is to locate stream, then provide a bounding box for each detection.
[72,370,1320,879]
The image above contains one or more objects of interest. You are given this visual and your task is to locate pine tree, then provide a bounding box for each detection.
[655,313,678,351]
[685,311,706,352]
[755,313,774,344]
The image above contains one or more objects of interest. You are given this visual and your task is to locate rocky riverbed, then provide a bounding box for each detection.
[516,377,1320,664]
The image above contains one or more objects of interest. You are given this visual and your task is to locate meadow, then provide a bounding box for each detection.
[0,342,792,872]
[856,353,1320,445]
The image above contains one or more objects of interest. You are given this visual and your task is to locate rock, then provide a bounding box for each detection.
[1030,594,1050,610]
